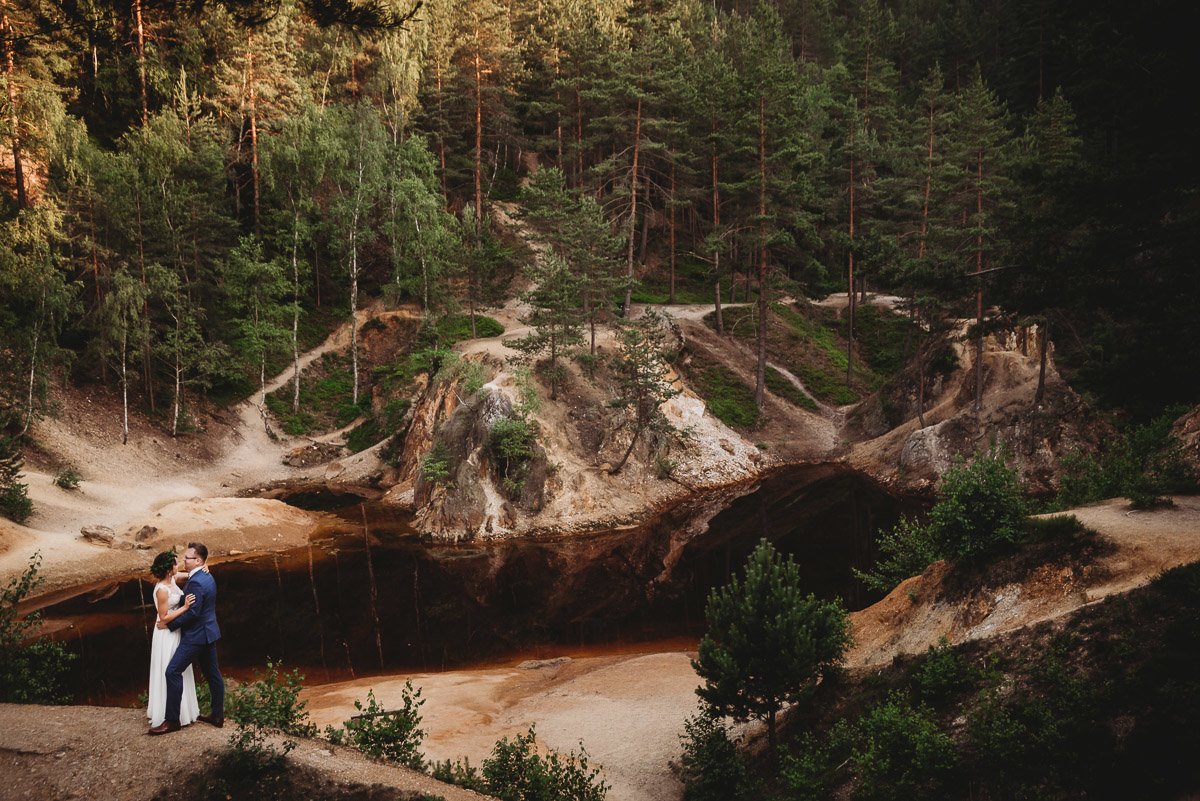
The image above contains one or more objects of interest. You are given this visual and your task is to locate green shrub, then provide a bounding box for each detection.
[226,660,317,738]
[853,516,939,594]
[334,684,426,770]
[912,638,976,707]
[430,757,487,792]
[53,467,82,490]
[929,447,1026,561]
[481,727,609,801]
[434,313,504,343]
[0,553,75,703]
[0,436,32,524]
[421,444,452,485]
[676,709,759,801]
[858,447,1027,592]
[850,694,956,801]
[1055,408,1196,509]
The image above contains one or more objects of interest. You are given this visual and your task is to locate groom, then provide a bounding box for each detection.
[149,541,226,735]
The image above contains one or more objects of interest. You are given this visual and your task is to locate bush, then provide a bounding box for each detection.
[490,417,535,497]
[226,660,317,737]
[912,638,976,707]
[676,709,758,801]
[0,553,75,703]
[850,694,956,801]
[53,467,81,490]
[430,757,487,792]
[481,727,609,801]
[929,447,1026,561]
[0,436,32,524]
[857,447,1026,592]
[333,684,426,770]
[420,443,452,485]
[1055,408,1196,509]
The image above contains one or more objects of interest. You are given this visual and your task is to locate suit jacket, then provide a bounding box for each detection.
[167,568,221,646]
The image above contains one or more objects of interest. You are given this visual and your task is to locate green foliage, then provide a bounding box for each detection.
[853,516,938,594]
[226,660,317,738]
[676,709,759,801]
[0,553,75,704]
[332,684,426,770]
[850,694,956,801]
[480,727,609,801]
[0,436,32,524]
[930,447,1027,561]
[693,366,759,428]
[53,466,82,490]
[490,417,535,498]
[694,539,850,744]
[912,638,977,707]
[434,313,504,343]
[608,309,681,473]
[857,447,1027,592]
[420,443,452,486]
[1054,409,1196,509]
[430,757,487,793]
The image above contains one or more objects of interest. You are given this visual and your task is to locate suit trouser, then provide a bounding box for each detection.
[165,639,225,723]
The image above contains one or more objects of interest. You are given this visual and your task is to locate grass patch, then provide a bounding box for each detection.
[707,303,878,406]
[836,304,918,378]
[765,367,819,412]
[266,352,364,435]
[433,314,504,345]
[691,362,760,428]
[631,257,721,305]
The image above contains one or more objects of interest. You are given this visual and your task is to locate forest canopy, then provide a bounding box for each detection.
[1,0,1195,434]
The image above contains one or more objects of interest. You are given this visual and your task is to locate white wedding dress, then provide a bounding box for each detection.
[147,580,200,727]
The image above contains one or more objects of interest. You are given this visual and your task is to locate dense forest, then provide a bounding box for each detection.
[1,0,1196,440]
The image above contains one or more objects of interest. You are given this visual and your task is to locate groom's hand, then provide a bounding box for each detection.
[156,620,167,629]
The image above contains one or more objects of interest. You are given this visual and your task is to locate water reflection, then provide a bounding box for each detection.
[38,463,917,705]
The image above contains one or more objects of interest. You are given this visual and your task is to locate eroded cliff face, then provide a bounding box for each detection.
[848,325,1106,496]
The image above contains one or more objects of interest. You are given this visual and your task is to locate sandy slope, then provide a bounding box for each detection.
[0,704,491,801]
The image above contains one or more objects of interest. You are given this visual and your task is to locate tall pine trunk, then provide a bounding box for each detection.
[291,211,301,413]
[846,122,856,387]
[473,37,483,234]
[711,126,724,334]
[133,0,148,127]
[973,147,984,415]
[668,161,677,304]
[247,35,261,236]
[2,5,26,209]
[1035,322,1049,404]
[623,96,642,318]
[755,97,768,410]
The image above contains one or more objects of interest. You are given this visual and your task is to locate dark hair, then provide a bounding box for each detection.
[150,549,177,579]
[187,542,208,562]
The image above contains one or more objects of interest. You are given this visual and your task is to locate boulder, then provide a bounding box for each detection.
[79,525,115,546]
[133,525,159,542]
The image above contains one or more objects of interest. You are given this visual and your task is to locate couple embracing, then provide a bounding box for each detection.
[146,542,226,735]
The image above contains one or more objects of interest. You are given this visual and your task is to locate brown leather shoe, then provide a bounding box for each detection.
[148,721,181,736]
[197,714,224,728]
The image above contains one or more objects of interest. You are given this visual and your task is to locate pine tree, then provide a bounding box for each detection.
[0,435,31,523]
[608,309,680,474]
[221,236,291,416]
[511,252,584,401]
[694,539,850,750]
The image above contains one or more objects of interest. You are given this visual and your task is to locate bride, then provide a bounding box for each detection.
[147,550,200,728]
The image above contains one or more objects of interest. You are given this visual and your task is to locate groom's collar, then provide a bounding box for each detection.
[188,565,205,577]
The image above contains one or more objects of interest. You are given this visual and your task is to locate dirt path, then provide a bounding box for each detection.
[0,704,491,801]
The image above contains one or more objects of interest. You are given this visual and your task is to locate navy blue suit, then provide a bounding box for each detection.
[165,568,224,723]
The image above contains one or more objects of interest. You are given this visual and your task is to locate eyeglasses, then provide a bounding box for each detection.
[183,555,200,562]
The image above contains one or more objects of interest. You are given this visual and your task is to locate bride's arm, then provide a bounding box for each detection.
[154,586,195,628]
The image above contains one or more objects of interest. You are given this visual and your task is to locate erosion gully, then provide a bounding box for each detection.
[34,462,919,706]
